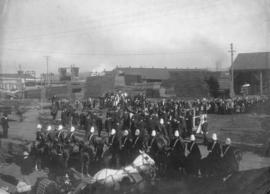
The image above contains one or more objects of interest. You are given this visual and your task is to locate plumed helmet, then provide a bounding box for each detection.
[190,134,196,141]
[174,130,179,137]
[135,129,140,136]
[111,128,116,135]
[123,130,129,136]
[212,133,217,141]
[58,125,63,131]
[70,126,75,132]
[47,125,52,131]
[90,126,95,133]
[151,130,156,137]
[225,138,231,145]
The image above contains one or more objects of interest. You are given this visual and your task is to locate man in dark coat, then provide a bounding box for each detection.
[119,130,132,166]
[169,130,186,172]
[1,113,9,138]
[185,111,193,136]
[221,138,238,180]
[131,129,145,158]
[108,128,120,167]
[147,130,159,161]
[95,116,103,137]
[186,134,201,176]
[205,133,222,176]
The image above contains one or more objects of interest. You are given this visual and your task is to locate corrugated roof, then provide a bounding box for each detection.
[233,52,270,70]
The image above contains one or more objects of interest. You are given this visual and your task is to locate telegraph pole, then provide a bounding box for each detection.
[229,43,236,98]
[42,56,49,107]
[44,56,49,85]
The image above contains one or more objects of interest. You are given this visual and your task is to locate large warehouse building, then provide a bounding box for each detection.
[84,67,230,98]
[233,52,270,95]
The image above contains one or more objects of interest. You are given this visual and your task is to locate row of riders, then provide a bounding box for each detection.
[31,122,239,181]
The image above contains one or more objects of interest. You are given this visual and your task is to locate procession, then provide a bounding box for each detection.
[1,0,270,193]
[16,91,259,193]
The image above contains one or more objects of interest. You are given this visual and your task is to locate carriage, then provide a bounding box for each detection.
[33,151,156,194]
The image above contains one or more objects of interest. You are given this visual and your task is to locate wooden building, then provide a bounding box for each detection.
[233,52,270,95]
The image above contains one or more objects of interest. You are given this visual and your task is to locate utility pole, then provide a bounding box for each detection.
[229,43,236,98]
[42,56,49,106]
[44,56,49,85]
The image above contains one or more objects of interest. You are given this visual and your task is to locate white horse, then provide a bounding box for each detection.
[0,188,9,194]
[91,151,156,192]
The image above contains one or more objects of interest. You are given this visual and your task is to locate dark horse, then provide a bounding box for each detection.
[147,134,170,176]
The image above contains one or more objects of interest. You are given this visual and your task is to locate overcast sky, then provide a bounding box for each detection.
[0,0,269,75]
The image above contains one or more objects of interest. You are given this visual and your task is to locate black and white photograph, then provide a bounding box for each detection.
[0,0,270,193]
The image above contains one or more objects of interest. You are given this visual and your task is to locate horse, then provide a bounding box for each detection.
[200,146,242,179]
[91,151,156,193]
[147,134,170,176]
[0,188,9,194]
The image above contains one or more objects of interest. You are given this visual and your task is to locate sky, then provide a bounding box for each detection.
[0,0,269,75]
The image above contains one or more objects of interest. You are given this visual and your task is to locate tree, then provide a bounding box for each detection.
[205,76,219,98]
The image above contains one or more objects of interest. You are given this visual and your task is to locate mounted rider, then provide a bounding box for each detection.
[120,129,132,166]
[55,125,65,144]
[204,133,222,176]
[185,134,201,176]
[147,130,159,160]
[45,125,55,143]
[65,126,77,145]
[131,129,145,158]
[87,126,96,146]
[36,124,45,143]
[168,130,186,173]
[108,128,120,167]
[221,138,238,180]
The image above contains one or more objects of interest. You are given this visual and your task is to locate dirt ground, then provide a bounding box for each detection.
[0,102,270,193]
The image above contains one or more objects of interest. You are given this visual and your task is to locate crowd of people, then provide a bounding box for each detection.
[25,91,265,180]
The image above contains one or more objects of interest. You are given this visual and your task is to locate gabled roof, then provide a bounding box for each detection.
[233,52,270,70]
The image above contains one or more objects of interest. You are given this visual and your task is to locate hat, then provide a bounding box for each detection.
[58,125,63,131]
[111,128,116,135]
[212,133,217,141]
[151,130,156,137]
[190,134,196,141]
[70,126,75,132]
[135,129,140,136]
[47,125,52,131]
[160,118,164,125]
[23,151,29,156]
[225,138,231,145]
[174,130,179,137]
[37,124,42,129]
[123,130,129,136]
[90,126,95,133]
